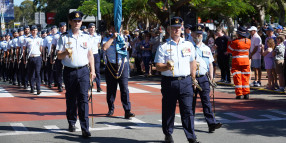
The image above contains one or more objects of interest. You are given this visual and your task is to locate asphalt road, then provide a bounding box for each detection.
[0,76,286,143]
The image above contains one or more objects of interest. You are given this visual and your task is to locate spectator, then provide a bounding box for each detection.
[263,38,275,90]
[131,32,143,75]
[207,30,217,77]
[248,26,262,87]
[141,33,152,77]
[264,26,279,89]
[215,28,231,83]
[273,35,285,92]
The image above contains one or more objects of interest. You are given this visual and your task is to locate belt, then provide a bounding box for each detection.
[196,74,206,78]
[30,55,40,58]
[162,75,190,80]
[64,65,88,70]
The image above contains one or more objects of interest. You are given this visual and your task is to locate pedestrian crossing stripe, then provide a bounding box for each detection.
[36,86,61,96]
[137,83,161,89]
[101,84,150,93]
[1,110,286,137]
[0,87,14,97]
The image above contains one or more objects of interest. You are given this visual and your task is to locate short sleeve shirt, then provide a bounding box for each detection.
[57,30,92,68]
[154,38,195,77]
[250,33,262,59]
[89,33,101,54]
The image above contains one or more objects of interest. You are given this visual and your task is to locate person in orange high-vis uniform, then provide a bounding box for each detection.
[228,26,251,99]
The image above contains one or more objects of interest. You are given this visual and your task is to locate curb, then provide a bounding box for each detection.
[216,82,286,94]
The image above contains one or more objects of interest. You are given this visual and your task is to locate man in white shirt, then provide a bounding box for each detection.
[248,26,262,87]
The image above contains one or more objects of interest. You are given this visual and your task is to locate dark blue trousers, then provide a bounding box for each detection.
[47,58,54,85]
[161,76,196,140]
[105,62,131,112]
[142,56,151,75]
[20,59,28,86]
[193,75,216,126]
[93,54,101,89]
[28,56,42,91]
[55,59,63,88]
[63,66,89,132]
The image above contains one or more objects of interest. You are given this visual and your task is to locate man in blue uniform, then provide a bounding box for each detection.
[154,17,200,143]
[191,24,222,133]
[88,23,102,92]
[53,22,66,92]
[23,25,43,95]
[102,21,135,119]
[57,11,95,138]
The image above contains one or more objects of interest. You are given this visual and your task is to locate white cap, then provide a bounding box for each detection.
[248,26,257,31]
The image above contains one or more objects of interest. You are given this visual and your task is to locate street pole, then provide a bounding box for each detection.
[96,0,101,30]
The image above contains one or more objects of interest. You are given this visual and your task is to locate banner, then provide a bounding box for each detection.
[46,12,56,24]
[0,0,14,21]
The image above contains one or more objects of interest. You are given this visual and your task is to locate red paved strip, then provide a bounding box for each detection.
[0,82,285,122]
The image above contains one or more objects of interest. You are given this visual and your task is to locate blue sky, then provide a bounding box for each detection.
[14,0,27,6]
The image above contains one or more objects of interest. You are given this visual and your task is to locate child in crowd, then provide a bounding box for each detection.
[262,38,275,90]
[272,35,285,92]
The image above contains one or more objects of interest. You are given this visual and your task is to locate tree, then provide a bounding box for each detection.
[20,0,36,25]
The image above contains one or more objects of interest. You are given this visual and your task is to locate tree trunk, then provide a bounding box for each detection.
[275,0,285,26]
[225,17,235,35]
[254,5,265,27]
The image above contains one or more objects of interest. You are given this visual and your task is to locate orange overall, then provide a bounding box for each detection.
[227,38,251,97]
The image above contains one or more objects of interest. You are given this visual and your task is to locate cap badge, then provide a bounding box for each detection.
[75,13,80,18]
[198,26,202,30]
[175,19,179,24]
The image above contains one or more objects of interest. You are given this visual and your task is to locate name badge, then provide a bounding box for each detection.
[182,47,191,56]
[202,51,211,57]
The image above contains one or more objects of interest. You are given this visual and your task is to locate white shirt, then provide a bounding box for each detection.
[57,30,92,68]
[89,33,101,54]
[24,35,43,57]
[42,35,54,56]
[250,33,262,59]
[195,43,214,75]
[154,38,196,77]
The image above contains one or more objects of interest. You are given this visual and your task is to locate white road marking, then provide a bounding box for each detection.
[10,123,28,132]
[101,84,150,93]
[270,110,286,116]
[137,83,161,89]
[0,87,14,97]
[2,111,286,137]
[37,86,61,96]
[44,125,62,132]
[260,114,282,120]
[75,121,81,131]
[128,117,160,127]
[92,90,106,95]
[224,112,254,120]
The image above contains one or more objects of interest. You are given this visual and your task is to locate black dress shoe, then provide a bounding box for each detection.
[244,94,249,99]
[30,89,34,93]
[48,84,52,88]
[68,125,76,132]
[124,111,135,119]
[209,122,222,133]
[37,90,41,95]
[24,84,27,89]
[235,96,241,99]
[54,84,57,87]
[106,110,114,116]
[189,139,201,143]
[82,130,91,138]
[164,135,174,143]
[97,88,102,92]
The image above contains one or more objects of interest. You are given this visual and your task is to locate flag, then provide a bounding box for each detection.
[114,0,127,57]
